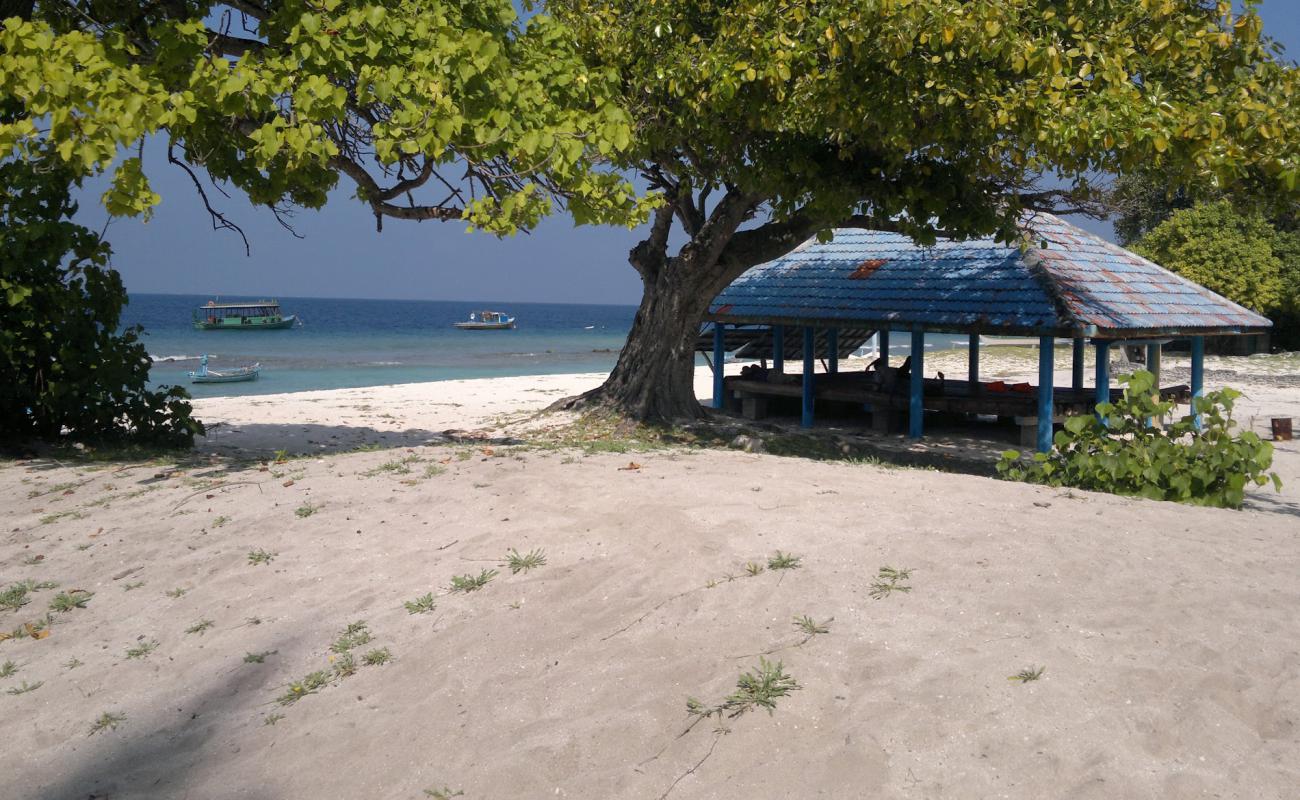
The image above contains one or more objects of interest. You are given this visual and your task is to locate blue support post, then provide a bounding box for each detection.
[1037,336,1055,453]
[1191,336,1205,431]
[801,327,815,428]
[878,329,890,368]
[1072,337,1086,392]
[969,333,980,389]
[772,325,785,373]
[909,329,924,439]
[1095,340,1111,425]
[712,324,726,409]
[1145,342,1163,427]
[827,328,839,374]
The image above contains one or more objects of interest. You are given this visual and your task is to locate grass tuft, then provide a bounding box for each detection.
[125,639,159,659]
[49,590,93,613]
[687,658,800,721]
[792,615,830,636]
[294,502,319,518]
[404,593,436,615]
[88,711,125,735]
[868,566,913,600]
[185,619,215,635]
[504,547,547,574]
[361,647,392,666]
[244,650,276,664]
[247,549,276,566]
[449,569,497,593]
[0,660,17,678]
[0,584,31,612]
[766,551,802,571]
[330,620,372,654]
[276,670,331,705]
[744,561,765,577]
[6,680,42,695]
[1009,665,1046,684]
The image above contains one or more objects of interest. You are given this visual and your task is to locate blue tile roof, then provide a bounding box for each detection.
[707,213,1271,337]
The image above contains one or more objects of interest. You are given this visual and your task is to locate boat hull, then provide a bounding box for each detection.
[194,315,297,331]
[452,321,516,330]
[189,365,261,384]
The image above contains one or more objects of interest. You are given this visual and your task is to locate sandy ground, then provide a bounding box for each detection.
[1,351,1298,800]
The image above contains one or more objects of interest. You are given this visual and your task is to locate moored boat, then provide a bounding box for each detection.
[194,299,297,330]
[452,310,516,330]
[188,355,260,384]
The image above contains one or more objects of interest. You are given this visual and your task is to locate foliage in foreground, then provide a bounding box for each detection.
[997,372,1280,509]
[0,159,201,448]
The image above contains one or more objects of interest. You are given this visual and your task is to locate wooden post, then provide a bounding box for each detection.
[968,333,980,389]
[772,325,784,373]
[827,328,839,374]
[1191,336,1205,431]
[1038,336,1055,453]
[878,329,890,368]
[909,329,924,439]
[1071,337,1085,392]
[1094,340,1111,426]
[712,324,726,409]
[802,327,815,428]
[1146,341,1163,427]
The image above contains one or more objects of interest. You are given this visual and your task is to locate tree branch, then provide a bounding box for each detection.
[168,144,250,256]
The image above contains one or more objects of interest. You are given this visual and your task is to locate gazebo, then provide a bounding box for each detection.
[702,213,1271,452]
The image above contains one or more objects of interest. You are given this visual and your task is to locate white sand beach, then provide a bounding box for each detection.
[2,350,1298,799]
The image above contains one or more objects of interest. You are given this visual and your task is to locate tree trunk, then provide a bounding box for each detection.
[561,264,715,422]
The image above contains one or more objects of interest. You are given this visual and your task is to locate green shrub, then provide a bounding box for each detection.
[0,160,202,448]
[997,371,1280,508]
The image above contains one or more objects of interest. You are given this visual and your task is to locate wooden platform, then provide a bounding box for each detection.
[724,371,1191,446]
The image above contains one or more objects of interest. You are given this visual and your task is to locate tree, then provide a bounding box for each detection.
[546,0,1300,420]
[0,158,203,447]
[0,1,650,238]
[1133,201,1284,313]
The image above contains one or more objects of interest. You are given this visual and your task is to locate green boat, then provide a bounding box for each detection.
[193,300,297,331]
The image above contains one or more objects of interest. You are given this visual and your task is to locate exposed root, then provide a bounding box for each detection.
[656,732,724,800]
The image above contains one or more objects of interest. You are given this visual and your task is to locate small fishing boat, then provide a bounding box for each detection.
[194,299,297,330]
[188,355,260,384]
[453,310,516,330]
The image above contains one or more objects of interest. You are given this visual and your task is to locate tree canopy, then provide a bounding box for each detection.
[0,1,651,237]
[545,0,1300,419]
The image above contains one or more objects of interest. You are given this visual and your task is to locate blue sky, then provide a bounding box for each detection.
[84,3,1300,305]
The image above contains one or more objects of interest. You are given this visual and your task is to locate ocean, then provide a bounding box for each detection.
[127,293,970,398]
[128,294,638,397]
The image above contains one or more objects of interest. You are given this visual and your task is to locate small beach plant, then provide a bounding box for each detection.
[1009,666,1046,684]
[6,680,42,695]
[869,567,913,600]
[247,549,276,566]
[504,548,547,574]
[48,590,93,613]
[294,502,319,518]
[997,371,1281,508]
[766,551,802,571]
[404,593,436,615]
[687,658,800,722]
[125,639,158,659]
[185,619,214,635]
[361,648,393,666]
[89,712,126,735]
[449,569,497,593]
[0,660,17,678]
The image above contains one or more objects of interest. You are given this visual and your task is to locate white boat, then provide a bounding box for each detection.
[453,310,516,330]
[188,354,261,383]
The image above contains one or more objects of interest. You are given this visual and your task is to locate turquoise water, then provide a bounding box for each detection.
[128,293,972,398]
[127,294,637,397]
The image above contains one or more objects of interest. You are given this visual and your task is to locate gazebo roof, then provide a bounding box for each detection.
[706,213,1271,338]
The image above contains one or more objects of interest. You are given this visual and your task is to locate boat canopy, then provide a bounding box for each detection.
[198,301,282,317]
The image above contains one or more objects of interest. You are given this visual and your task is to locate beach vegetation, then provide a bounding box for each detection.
[687,658,800,721]
[331,621,373,654]
[277,670,331,706]
[124,639,159,660]
[404,593,437,615]
[48,590,93,613]
[165,587,188,598]
[766,551,801,571]
[423,788,464,799]
[361,648,393,666]
[247,549,276,566]
[244,651,275,664]
[998,371,1281,509]
[185,619,214,636]
[6,680,42,695]
[0,585,31,613]
[294,502,320,518]
[1009,666,1046,684]
[744,562,765,577]
[264,713,285,726]
[0,158,202,449]
[868,567,913,600]
[64,657,83,670]
[504,548,547,574]
[0,660,17,678]
[449,570,498,593]
[88,712,126,735]
[792,616,830,637]
[122,581,145,592]
[211,515,231,528]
